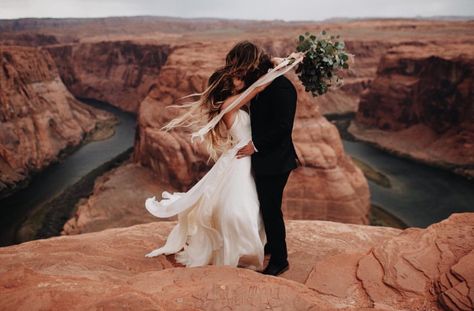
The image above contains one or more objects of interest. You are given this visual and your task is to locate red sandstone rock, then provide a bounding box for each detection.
[306,213,474,310]
[437,250,474,311]
[0,218,401,310]
[0,46,115,198]
[0,33,59,46]
[61,161,177,235]
[349,43,474,178]
[314,40,395,115]
[2,213,472,310]
[47,41,171,113]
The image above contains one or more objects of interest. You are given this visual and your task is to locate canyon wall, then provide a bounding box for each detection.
[61,162,177,235]
[0,46,115,198]
[349,43,474,178]
[0,33,59,46]
[47,41,170,113]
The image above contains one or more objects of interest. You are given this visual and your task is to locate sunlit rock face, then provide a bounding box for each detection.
[2,213,472,310]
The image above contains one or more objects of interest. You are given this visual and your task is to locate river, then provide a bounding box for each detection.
[0,98,136,246]
[329,114,474,228]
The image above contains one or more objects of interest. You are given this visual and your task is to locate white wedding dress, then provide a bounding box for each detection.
[144,109,266,270]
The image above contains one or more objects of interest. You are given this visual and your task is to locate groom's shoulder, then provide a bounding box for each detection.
[272,75,295,89]
[270,75,296,95]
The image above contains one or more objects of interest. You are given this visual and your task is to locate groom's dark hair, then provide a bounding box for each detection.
[225,40,273,89]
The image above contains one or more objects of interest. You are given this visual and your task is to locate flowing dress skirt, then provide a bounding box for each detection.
[145,141,266,270]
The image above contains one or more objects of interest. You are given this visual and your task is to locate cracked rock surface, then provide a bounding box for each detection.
[1,214,472,310]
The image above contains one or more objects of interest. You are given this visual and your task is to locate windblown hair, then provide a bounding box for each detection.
[161,66,236,161]
[225,40,273,89]
[161,41,272,162]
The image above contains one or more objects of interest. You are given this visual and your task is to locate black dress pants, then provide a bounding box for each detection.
[254,171,291,264]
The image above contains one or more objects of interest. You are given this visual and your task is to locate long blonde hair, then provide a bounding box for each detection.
[162,66,236,161]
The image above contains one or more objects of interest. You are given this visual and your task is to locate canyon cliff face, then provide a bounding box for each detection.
[0,33,59,46]
[47,41,170,113]
[0,46,115,198]
[349,43,474,178]
[314,39,395,115]
[133,39,371,224]
[1,213,472,310]
[61,162,177,235]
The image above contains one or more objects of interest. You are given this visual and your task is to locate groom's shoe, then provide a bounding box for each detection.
[262,260,289,276]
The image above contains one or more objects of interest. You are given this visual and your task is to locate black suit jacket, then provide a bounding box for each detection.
[250,75,299,176]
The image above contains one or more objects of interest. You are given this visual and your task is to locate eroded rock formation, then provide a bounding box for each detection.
[306,213,474,310]
[0,46,115,198]
[0,33,59,46]
[47,41,171,113]
[349,43,474,178]
[1,213,472,310]
[315,39,396,115]
[61,162,176,235]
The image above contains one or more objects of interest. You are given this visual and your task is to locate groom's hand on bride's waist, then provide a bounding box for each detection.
[236,141,257,159]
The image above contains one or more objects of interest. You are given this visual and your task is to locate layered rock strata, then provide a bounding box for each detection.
[349,44,474,178]
[0,46,115,198]
[47,41,170,113]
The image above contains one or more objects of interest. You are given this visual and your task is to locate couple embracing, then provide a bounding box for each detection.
[145,41,302,276]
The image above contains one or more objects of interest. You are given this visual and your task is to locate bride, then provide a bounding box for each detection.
[144,51,303,271]
[144,66,271,270]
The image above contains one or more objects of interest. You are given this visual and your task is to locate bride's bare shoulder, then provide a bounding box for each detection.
[221,95,239,129]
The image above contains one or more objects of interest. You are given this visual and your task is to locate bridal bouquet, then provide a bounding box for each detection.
[289,30,353,97]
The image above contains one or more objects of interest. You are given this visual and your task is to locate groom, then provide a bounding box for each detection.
[225,41,299,276]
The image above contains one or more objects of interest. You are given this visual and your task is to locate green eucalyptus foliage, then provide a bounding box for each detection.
[294,30,350,97]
